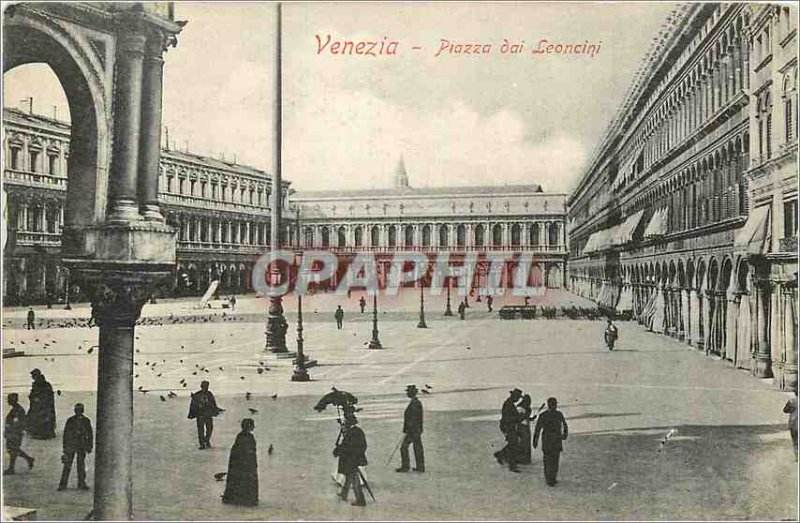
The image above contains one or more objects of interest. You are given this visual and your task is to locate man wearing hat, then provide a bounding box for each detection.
[494,388,523,472]
[533,397,569,486]
[28,369,56,439]
[334,412,368,506]
[4,393,35,474]
[396,385,424,473]
[188,380,223,450]
[58,403,93,491]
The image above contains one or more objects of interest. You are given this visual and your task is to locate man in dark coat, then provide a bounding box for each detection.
[28,369,56,439]
[188,381,222,449]
[334,305,344,330]
[222,418,258,506]
[4,393,35,474]
[26,307,35,330]
[486,295,494,312]
[58,403,93,490]
[458,301,466,320]
[334,412,368,506]
[605,319,619,350]
[396,385,424,473]
[359,296,366,314]
[494,388,523,472]
[533,396,569,486]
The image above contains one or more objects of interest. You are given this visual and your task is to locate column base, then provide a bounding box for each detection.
[106,199,142,224]
[752,355,773,379]
[368,339,383,350]
[291,369,311,382]
[140,204,164,222]
[417,319,428,328]
[444,308,453,317]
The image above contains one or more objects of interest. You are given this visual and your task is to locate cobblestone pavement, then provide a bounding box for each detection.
[2,290,797,520]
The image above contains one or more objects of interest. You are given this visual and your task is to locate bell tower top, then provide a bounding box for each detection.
[394,154,410,189]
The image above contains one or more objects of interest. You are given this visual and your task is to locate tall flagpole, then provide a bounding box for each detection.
[266,2,288,353]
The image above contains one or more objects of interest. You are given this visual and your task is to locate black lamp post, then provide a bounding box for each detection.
[417,282,428,328]
[291,293,310,381]
[64,268,72,310]
[444,278,453,316]
[368,293,382,349]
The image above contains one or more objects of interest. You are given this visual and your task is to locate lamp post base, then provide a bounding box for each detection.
[368,338,383,350]
[417,319,428,328]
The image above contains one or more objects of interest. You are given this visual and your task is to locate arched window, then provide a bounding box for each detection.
[404,225,414,247]
[474,224,484,246]
[492,224,503,246]
[456,224,466,247]
[371,226,379,247]
[354,226,363,247]
[439,224,449,247]
[388,225,397,247]
[422,225,431,247]
[337,227,346,248]
[531,223,540,246]
[511,224,521,246]
[304,227,313,248]
[549,223,560,246]
[321,227,330,248]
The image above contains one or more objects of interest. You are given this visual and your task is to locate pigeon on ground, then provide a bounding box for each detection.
[425,384,433,389]
[56,390,62,396]
[421,389,430,395]
[240,376,245,380]
[87,347,94,354]
[257,368,264,375]
[214,472,227,481]
[271,393,278,399]
[245,392,252,400]
[160,395,166,402]
[248,408,258,414]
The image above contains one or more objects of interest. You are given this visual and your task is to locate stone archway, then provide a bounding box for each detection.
[5,5,184,520]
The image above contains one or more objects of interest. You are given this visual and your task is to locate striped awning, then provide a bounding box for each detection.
[612,210,646,246]
[734,205,771,255]
[643,207,668,238]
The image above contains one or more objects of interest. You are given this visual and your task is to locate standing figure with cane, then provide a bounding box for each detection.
[395,385,424,473]
[334,410,369,506]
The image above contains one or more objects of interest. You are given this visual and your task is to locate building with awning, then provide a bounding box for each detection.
[733,205,770,255]
[643,207,668,238]
[612,210,646,246]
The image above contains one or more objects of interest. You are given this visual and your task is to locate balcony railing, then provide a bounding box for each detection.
[177,240,267,254]
[779,236,797,253]
[3,169,67,190]
[15,230,62,246]
[299,245,567,254]
[159,193,294,219]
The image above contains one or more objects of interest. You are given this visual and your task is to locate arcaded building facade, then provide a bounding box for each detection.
[2,107,294,304]
[567,3,797,390]
[293,158,568,290]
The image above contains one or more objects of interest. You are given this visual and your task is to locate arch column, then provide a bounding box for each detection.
[752,276,773,378]
[108,29,147,223]
[138,29,170,222]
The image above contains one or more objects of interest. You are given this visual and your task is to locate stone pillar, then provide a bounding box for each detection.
[770,282,784,383]
[684,288,692,344]
[108,29,147,223]
[753,277,773,378]
[782,283,797,391]
[696,288,705,351]
[138,30,168,222]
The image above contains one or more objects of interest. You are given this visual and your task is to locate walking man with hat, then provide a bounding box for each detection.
[396,385,425,473]
[334,411,369,506]
[494,388,523,472]
[533,396,569,486]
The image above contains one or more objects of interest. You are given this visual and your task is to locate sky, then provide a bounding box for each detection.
[3,1,674,194]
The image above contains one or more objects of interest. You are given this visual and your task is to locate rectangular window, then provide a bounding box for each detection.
[10,148,19,170]
[784,198,798,238]
[201,181,207,198]
[766,114,772,158]
[786,99,794,143]
[30,151,39,173]
[48,155,57,176]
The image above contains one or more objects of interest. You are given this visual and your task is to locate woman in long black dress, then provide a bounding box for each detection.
[517,394,533,465]
[222,418,258,506]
